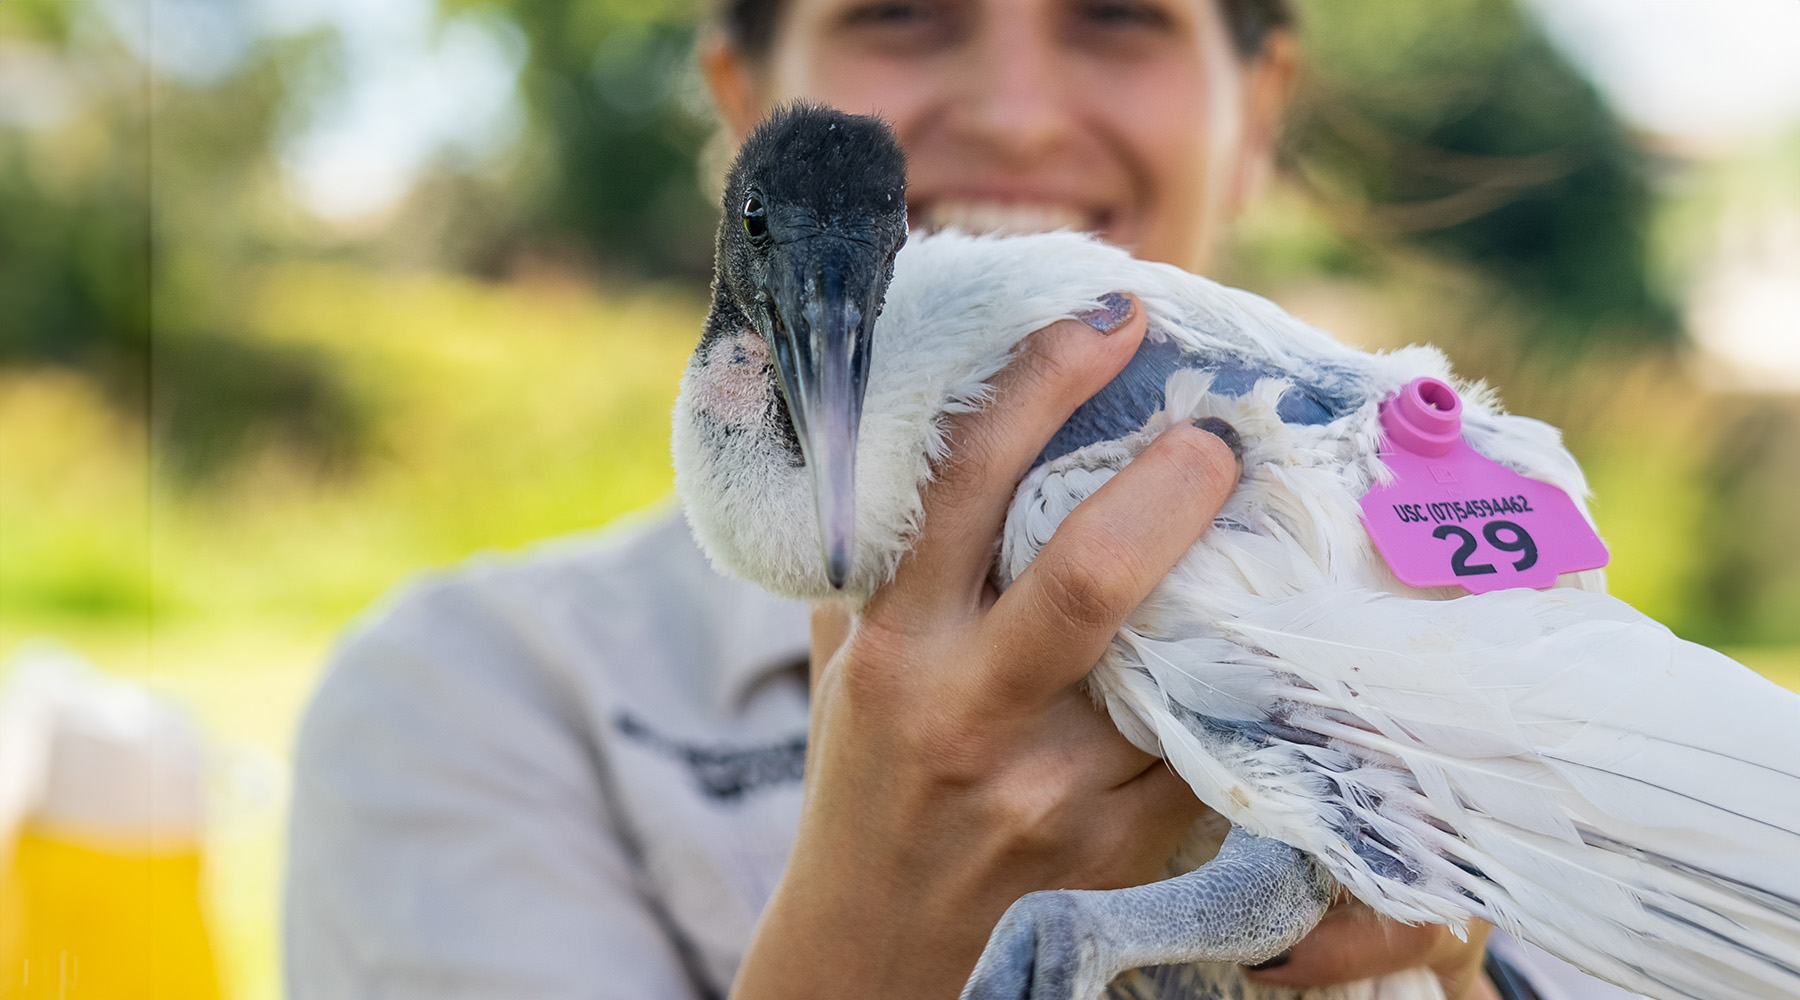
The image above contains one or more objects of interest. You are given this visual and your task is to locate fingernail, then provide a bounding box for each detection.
[1244,949,1291,972]
[1077,292,1132,333]
[1192,416,1245,465]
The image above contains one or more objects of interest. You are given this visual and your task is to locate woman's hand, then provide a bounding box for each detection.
[731,295,1241,1000]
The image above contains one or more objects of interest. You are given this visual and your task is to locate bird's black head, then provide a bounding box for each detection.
[711,103,908,589]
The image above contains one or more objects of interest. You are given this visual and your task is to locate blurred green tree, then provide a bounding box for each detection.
[438,0,719,279]
[1286,0,1677,349]
[0,1,363,478]
[435,0,1675,347]
[2,0,1675,386]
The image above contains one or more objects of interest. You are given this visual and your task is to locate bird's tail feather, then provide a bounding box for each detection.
[1195,585,1800,1000]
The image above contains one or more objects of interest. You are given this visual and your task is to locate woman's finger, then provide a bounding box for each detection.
[1246,901,1493,995]
[883,295,1146,617]
[978,420,1240,703]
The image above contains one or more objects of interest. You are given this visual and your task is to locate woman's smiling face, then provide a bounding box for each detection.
[705,0,1294,273]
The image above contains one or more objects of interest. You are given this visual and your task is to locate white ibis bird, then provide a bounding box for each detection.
[672,104,1800,1000]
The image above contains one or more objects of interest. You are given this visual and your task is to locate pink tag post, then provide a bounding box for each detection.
[1359,377,1609,594]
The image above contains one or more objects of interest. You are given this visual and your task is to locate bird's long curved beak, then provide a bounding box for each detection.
[765,236,879,590]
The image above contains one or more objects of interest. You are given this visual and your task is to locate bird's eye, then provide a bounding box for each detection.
[743,196,768,241]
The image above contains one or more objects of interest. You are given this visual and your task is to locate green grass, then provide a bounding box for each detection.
[1,264,705,634]
[1,263,707,1000]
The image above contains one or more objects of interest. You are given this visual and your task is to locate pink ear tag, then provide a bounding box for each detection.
[1358,378,1608,594]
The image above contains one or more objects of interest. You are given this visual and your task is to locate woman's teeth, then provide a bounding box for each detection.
[920,201,1093,236]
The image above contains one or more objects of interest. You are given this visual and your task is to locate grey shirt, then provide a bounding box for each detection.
[287,508,811,997]
[285,507,1638,1000]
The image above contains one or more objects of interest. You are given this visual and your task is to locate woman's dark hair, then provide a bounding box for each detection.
[718,0,1295,63]
[1216,0,1295,57]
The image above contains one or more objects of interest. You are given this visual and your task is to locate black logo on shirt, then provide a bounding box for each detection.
[614,712,806,803]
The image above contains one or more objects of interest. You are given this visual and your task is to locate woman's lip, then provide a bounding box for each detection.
[911,199,1108,236]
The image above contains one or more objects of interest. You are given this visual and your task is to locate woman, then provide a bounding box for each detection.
[288,2,1620,998]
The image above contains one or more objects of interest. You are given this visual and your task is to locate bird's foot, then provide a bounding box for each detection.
[960,827,1332,1000]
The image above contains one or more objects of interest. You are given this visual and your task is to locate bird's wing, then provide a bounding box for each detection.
[1204,584,1800,1000]
[964,231,1796,999]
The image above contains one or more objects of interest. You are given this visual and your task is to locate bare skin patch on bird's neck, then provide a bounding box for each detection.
[692,331,778,430]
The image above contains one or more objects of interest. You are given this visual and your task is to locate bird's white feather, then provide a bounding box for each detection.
[676,229,1800,1000]
[1214,587,1800,1000]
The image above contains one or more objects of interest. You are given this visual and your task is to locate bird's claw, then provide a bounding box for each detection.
[961,892,1101,1000]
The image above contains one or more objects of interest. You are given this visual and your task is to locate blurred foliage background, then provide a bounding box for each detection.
[1,0,1796,996]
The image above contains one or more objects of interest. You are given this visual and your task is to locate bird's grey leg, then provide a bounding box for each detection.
[960,826,1333,1000]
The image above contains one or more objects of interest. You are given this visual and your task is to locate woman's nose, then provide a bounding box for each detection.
[944,15,1074,165]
